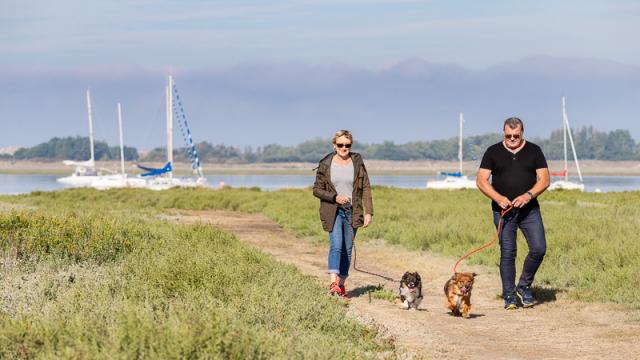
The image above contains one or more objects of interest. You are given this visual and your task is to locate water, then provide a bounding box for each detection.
[0,175,65,195]
[1,174,640,195]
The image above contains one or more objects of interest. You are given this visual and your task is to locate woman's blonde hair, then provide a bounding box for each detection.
[332,130,353,145]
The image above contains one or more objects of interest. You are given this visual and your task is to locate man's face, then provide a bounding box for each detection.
[503,125,524,150]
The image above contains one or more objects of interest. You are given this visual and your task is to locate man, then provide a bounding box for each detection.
[476,117,550,310]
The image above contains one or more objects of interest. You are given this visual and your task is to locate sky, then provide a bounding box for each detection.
[1,0,639,149]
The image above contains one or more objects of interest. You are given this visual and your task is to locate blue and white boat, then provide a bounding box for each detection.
[426,113,476,190]
[57,89,107,186]
[139,75,208,190]
[549,97,584,191]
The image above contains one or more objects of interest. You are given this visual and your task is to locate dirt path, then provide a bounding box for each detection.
[174,210,639,360]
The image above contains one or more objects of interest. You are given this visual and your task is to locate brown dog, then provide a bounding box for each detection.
[444,272,476,318]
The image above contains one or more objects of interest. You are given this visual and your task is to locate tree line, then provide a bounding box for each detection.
[10,136,138,161]
[6,127,640,163]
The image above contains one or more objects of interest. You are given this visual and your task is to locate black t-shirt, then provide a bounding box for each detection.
[479,141,548,211]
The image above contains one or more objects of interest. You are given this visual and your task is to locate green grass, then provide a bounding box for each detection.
[5,187,640,309]
[0,207,394,358]
[2,186,638,356]
[3,185,640,311]
[357,285,397,302]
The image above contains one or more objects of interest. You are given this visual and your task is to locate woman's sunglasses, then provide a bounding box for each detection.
[336,143,352,148]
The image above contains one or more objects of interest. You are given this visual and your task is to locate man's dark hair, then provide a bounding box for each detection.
[504,117,524,131]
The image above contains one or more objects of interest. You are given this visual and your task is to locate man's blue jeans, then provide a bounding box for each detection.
[328,207,357,278]
[493,206,547,297]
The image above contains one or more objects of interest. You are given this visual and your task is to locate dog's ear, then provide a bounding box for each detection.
[472,272,478,277]
[401,272,410,283]
[414,272,422,282]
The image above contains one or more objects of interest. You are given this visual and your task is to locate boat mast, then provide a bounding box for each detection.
[166,75,174,179]
[458,112,463,175]
[86,89,95,165]
[562,96,568,181]
[562,97,583,182]
[117,102,125,177]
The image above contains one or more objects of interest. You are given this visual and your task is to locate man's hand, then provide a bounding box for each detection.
[495,195,512,210]
[336,195,349,205]
[363,214,372,228]
[512,193,532,208]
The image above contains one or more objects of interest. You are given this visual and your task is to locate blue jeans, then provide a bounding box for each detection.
[493,206,547,297]
[328,208,357,278]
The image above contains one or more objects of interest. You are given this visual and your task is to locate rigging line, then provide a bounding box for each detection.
[172,90,197,172]
[173,103,196,170]
[85,94,109,161]
[173,106,193,160]
[93,103,119,163]
[172,83,203,177]
[177,101,201,171]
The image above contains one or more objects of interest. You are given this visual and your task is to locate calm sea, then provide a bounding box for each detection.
[1,174,640,195]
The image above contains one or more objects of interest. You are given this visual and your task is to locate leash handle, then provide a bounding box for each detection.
[452,205,513,273]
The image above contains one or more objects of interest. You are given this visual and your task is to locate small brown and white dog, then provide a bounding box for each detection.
[444,272,476,318]
[398,271,423,310]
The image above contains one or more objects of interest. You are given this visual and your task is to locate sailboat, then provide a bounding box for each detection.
[90,103,146,190]
[549,97,584,191]
[426,113,477,190]
[138,75,207,190]
[57,89,104,186]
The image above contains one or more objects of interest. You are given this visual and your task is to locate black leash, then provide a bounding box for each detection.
[343,203,398,283]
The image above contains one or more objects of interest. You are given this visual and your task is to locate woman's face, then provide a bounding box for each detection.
[334,135,352,156]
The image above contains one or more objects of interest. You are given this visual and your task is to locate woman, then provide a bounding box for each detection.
[313,130,374,298]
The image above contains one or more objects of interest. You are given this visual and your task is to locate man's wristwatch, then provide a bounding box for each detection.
[526,191,534,200]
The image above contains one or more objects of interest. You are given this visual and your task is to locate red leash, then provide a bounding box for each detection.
[453,205,513,273]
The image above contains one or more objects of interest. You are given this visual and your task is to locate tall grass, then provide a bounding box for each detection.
[0,208,392,358]
[4,186,640,308]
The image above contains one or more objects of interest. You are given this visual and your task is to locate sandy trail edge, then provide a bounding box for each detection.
[172,210,639,360]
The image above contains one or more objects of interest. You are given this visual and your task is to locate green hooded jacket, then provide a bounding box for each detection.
[313,152,374,232]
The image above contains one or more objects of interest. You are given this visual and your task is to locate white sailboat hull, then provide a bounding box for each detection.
[89,175,148,190]
[61,174,209,191]
[144,177,209,191]
[548,180,585,191]
[426,175,477,190]
[549,97,584,192]
[57,174,102,186]
[426,113,476,190]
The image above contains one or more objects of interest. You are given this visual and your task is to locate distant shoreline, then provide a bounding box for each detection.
[2,159,640,176]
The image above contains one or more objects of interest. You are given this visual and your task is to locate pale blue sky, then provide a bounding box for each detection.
[1,0,639,70]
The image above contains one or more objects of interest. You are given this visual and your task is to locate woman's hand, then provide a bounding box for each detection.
[363,214,372,227]
[336,195,349,205]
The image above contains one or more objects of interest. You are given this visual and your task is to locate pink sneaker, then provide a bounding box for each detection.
[339,285,349,299]
[329,282,341,296]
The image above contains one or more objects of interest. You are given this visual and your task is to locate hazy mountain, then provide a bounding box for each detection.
[1,56,639,149]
